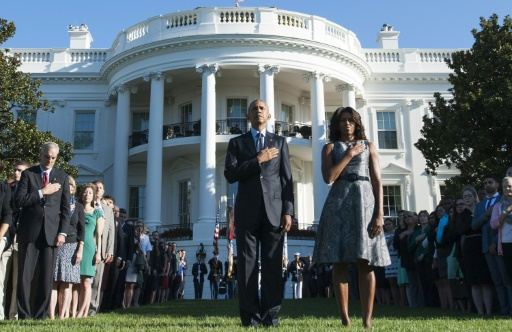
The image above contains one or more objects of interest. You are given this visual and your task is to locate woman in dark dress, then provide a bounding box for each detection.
[460,186,493,315]
[313,107,390,328]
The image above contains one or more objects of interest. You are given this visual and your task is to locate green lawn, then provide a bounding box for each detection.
[0,298,509,331]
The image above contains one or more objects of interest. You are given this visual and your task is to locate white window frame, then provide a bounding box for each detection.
[73,110,96,152]
[129,185,146,219]
[178,179,192,228]
[382,184,403,219]
[376,111,399,150]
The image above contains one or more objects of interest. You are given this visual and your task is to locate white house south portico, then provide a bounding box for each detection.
[10,6,460,298]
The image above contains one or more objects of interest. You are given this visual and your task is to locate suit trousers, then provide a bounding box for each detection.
[0,239,9,319]
[17,236,56,319]
[89,260,105,315]
[8,243,18,319]
[236,205,284,326]
[485,253,512,315]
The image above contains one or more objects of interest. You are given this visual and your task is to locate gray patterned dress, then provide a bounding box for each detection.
[313,140,391,267]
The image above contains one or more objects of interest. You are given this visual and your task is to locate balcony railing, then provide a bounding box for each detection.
[129,119,314,148]
[163,121,201,139]
[129,129,148,148]
[216,118,248,135]
[275,121,311,138]
[157,223,193,241]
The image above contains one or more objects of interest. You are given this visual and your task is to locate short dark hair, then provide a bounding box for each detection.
[103,194,115,203]
[483,175,500,183]
[15,160,31,168]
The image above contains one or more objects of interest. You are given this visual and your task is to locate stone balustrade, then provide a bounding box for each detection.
[4,7,465,75]
[364,48,463,73]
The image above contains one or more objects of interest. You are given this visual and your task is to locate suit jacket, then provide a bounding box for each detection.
[0,182,12,251]
[224,131,294,227]
[65,201,85,244]
[472,195,500,254]
[101,201,115,258]
[15,165,71,245]
[118,221,134,261]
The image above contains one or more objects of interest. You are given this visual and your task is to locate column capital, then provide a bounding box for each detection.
[303,71,329,82]
[336,83,355,92]
[143,71,165,82]
[258,64,280,75]
[117,84,128,94]
[356,97,367,109]
[196,64,219,75]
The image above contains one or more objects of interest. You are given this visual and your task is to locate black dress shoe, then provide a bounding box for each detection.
[261,315,279,327]
[241,317,260,327]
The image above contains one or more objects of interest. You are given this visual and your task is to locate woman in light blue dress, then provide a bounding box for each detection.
[313,107,390,329]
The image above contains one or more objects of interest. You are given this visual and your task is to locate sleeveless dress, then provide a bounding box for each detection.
[313,140,391,267]
[80,209,102,277]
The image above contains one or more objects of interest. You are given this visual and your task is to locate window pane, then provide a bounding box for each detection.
[74,112,95,150]
[181,103,192,123]
[132,113,149,131]
[377,111,398,149]
[383,185,402,219]
[179,180,191,228]
[74,132,94,150]
[227,98,247,118]
[227,98,248,132]
[128,186,145,219]
[281,104,293,122]
[17,109,37,125]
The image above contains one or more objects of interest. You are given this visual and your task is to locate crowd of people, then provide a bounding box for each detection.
[371,168,512,316]
[1,104,512,329]
[0,145,240,321]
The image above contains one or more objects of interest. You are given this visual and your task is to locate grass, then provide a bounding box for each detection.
[0,298,509,331]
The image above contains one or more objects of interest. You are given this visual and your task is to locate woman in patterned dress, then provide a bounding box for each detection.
[49,176,84,319]
[76,183,104,318]
[313,107,390,328]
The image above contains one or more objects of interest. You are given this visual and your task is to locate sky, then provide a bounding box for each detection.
[1,0,510,49]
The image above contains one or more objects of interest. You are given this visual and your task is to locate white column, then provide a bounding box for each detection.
[258,64,279,132]
[307,71,329,223]
[194,64,218,241]
[338,83,356,108]
[144,72,165,230]
[113,85,130,210]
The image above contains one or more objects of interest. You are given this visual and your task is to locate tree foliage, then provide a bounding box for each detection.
[415,14,512,195]
[0,18,77,179]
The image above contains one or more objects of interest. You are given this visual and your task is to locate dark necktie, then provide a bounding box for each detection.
[486,197,495,210]
[42,171,49,188]
[257,133,264,152]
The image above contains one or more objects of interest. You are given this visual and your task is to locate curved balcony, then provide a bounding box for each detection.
[110,7,362,59]
[129,118,313,148]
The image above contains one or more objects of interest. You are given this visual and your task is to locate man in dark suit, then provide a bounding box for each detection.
[0,161,13,320]
[15,142,70,319]
[225,99,294,327]
[472,175,511,315]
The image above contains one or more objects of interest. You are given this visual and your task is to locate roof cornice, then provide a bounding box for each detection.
[101,34,372,80]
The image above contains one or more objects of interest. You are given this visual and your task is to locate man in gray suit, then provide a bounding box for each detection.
[89,181,115,315]
[224,99,294,327]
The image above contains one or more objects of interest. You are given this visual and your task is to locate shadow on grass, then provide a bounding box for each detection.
[112,298,492,321]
